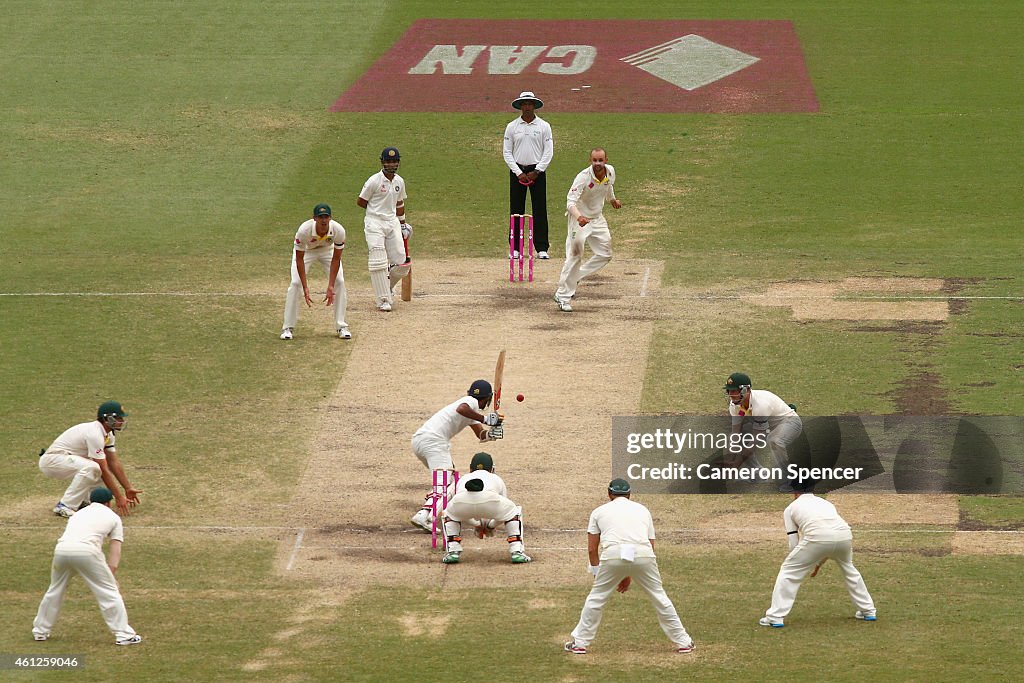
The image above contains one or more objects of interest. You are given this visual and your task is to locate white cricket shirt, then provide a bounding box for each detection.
[566,164,617,220]
[456,470,508,497]
[45,421,114,461]
[503,115,554,172]
[57,503,124,551]
[729,389,798,431]
[783,493,852,548]
[413,396,482,442]
[359,171,407,220]
[587,497,657,561]
[293,219,345,251]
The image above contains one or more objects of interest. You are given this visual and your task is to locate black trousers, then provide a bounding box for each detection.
[509,164,549,252]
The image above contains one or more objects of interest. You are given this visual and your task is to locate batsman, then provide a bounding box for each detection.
[409,379,504,534]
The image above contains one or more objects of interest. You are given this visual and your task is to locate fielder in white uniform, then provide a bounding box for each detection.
[724,372,803,485]
[280,203,350,340]
[554,148,622,312]
[357,147,412,312]
[760,479,877,627]
[440,452,530,565]
[32,487,142,645]
[410,380,503,532]
[39,401,142,518]
[565,479,695,655]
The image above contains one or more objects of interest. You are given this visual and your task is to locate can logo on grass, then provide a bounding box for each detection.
[332,19,818,113]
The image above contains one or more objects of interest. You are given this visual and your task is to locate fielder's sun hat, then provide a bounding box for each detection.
[97,401,127,419]
[90,487,115,504]
[512,91,544,109]
[470,452,494,471]
[466,478,486,492]
[608,478,631,495]
[313,203,332,217]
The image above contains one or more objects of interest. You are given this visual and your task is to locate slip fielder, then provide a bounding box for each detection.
[32,487,142,645]
[759,478,877,627]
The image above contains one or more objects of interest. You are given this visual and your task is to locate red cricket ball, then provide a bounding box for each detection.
[516,393,525,402]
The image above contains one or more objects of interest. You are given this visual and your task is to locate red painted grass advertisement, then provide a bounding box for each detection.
[332,19,818,113]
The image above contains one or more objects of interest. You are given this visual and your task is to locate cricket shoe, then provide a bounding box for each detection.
[33,632,49,641]
[280,328,294,340]
[337,327,352,340]
[512,250,520,260]
[855,610,877,621]
[563,641,586,655]
[759,617,784,628]
[510,551,532,564]
[378,300,392,312]
[554,294,573,312]
[537,251,550,259]
[676,641,696,653]
[53,502,75,518]
[115,635,143,646]
[409,509,432,533]
[442,551,461,564]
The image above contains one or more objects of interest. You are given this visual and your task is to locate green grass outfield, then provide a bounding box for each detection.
[1,1,1022,680]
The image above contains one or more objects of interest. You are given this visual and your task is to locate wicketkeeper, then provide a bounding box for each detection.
[441,452,530,565]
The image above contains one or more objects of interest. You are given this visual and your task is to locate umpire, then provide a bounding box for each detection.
[565,479,695,655]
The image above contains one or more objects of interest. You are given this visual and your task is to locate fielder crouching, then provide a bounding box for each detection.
[441,452,531,565]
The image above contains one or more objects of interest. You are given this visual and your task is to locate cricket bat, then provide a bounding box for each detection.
[401,237,412,301]
[493,350,506,411]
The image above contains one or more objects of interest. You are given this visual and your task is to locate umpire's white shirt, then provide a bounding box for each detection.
[784,494,852,549]
[588,497,657,561]
[414,396,481,443]
[45,421,114,461]
[503,115,554,172]
[57,503,124,551]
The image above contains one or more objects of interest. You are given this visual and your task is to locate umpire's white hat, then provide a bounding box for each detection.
[512,91,543,109]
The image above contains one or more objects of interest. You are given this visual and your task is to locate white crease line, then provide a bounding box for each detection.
[286,528,305,571]
[1,292,1020,300]
[3,525,1019,534]
[639,266,651,298]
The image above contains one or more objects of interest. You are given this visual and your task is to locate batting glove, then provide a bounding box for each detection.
[401,223,413,239]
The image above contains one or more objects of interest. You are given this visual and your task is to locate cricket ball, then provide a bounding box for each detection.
[516,393,525,402]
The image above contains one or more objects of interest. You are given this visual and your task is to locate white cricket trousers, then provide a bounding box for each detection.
[766,537,875,619]
[283,248,348,330]
[555,216,612,302]
[444,492,524,554]
[571,558,692,647]
[364,216,406,305]
[767,415,803,469]
[33,544,137,640]
[39,453,100,509]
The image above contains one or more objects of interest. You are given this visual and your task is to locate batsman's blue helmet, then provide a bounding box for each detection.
[468,380,493,400]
